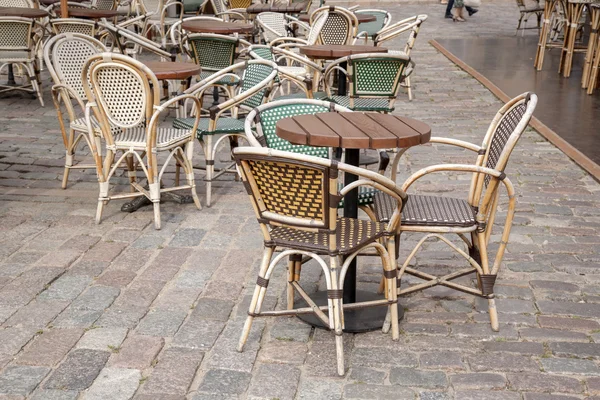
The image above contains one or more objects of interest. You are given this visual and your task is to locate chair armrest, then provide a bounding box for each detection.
[401,163,505,192]
[216,10,247,21]
[150,93,201,138]
[51,84,86,115]
[273,47,323,72]
[270,36,309,47]
[429,137,482,152]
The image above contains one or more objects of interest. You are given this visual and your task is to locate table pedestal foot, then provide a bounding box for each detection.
[120,192,194,212]
[295,289,404,333]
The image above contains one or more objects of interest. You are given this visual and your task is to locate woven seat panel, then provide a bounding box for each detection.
[54,23,95,35]
[199,71,239,86]
[337,184,376,208]
[353,58,406,96]
[256,103,330,158]
[279,65,310,77]
[114,127,191,149]
[328,96,393,112]
[71,117,123,136]
[269,217,387,255]
[321,14,350,45]
[373,192,476,227]
[173,116,244,138]
[0,50,32,61]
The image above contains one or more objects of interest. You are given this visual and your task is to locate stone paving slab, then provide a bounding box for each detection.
[0,0,599,399]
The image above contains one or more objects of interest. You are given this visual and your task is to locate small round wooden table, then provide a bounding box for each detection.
[276,111,431,332]
[143,61,201,81]
[0,7,49,17]
[246,1,308,14]
[300,45,388,95]
[298,12,376,23]
[55,8,120,19]
[181,19,254,34]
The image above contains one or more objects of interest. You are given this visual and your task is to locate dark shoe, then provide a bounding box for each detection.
[468,8,478,16]
[445,13,453,18]
[121,195,152,212]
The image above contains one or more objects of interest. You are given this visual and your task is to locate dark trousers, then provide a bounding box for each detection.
[445,0,476,16]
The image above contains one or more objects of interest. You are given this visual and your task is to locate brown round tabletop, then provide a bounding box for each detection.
[299,45,388,60]
[299,12,376,23]
[0,7,48,17]
[276,112,431,149]
[55,8,120,18]
[143,61,201,80]
[246,1,308,14]
[38,0,85,5]
[181,20,253,34]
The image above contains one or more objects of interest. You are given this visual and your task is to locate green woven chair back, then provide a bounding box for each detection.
[187,34,237,72]
[350,57,410,98]
[239,62,276,109]
[357,10,388,36]
[249,46,281,84]
[255,103,330,158]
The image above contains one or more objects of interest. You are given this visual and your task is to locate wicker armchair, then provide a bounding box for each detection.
[372,93,538,332]
[366,14,427,101]
[172,59,278,206]
[255,11,295,43]
[136,0,184,47]
[44,33,109,189]
[322,53,414,113]
[202,0,247,21]
[246,44,321,98]
[354,9,392,43]
[235,147,404,376]
[311,5,358,45]
[97,20,173,60]
[82,53,201,229]
[50,18,97,36]
[0,17,44,106]
[516,0,544,35]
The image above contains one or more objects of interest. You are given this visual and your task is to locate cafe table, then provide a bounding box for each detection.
[180,19,254,34]
[55,7,120,18]
[245,1,308,15]
[275,111,431,332]
[298,12,376,23]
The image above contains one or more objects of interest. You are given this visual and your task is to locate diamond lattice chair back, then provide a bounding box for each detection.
[50,18,97,36]
[0,0,32,6]
[44,33,108,188]
[311,6,358,45]
[0,17,44,106]
[82,52,202,229]
[370,92,538,333]
[323,53,414,112]
[234,146,406,376]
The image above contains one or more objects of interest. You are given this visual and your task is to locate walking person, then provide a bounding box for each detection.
[444,0,478,19]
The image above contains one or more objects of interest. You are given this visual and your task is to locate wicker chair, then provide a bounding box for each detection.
[172,59,278,207]
[354,9,392,43]
[367,14,427,101]
[0,17,44,106]
[255,11,295,43]
[372,93,538,332]
[98,20,173,60]
[270,10,326,48]
[202,0,247,21]
[181,32,249,98]
[0,0,32,6]
[322,53,414,113]
[82,52,201,229]
[44,33,109,189]
[516,0,544,35]
[136,0,184,47]
[235,146,404,376]
[246,44,321,98]
[311,6,358,45]
[50,18,97,36]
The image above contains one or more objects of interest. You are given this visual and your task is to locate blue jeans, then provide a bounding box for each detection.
[445,0,476,16]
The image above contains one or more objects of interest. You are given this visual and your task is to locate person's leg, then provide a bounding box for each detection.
[445,0,455,17]
[466,6,478,15]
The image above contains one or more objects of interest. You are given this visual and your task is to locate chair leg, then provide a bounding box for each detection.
[238,247,274,352]
[516,13,524,35]
[287,256,295,310]
[385,238,400,341]
[405,76,413,101]
[25,62,43,107]
[62,147,73,189]
[488,297,499,331]
[328,256,345,376]
[184,142,202,210]
[204,135,214,207]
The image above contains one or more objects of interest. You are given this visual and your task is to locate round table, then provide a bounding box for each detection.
[55,8,120,18]
[0,7,48,17]
[299,12,376,23]
[143,61,200,81]
[181,19,253,34]
[276,112,431,332]
[246,1,308,14]
[301,45,388,95]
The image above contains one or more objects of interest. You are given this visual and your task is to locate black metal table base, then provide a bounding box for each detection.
[295,289,404,333]
[120,192,193,212]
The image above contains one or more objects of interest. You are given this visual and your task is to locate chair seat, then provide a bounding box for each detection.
[173,116,245,138]
[337,184,376,208]
[269,217,388,255]
[200,70,239,86]
[279,65,310,77]
[374,192,477,227]
[148,16,180,25]
[0,50,33,61]
[114,127,192,150]
[328,96,393,112]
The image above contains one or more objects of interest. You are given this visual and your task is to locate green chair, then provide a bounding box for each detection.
[173,59,278,206]
[354,9,392,43]
[323,53,414,113]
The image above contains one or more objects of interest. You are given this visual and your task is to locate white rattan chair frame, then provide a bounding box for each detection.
[44,33,107,188]
[178,59,278,207]
[0,16,44,106]
[234,146,406,376]
[255,11,293,43]
[379,93,538,333]
[98,20,173,60]
[82,52,202,229]
[50,18,97,36]
[354,9,392,43]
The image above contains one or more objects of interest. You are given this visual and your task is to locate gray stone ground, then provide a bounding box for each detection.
[1,1,600,399]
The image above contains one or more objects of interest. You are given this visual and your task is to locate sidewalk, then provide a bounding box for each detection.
[0,2,599,399]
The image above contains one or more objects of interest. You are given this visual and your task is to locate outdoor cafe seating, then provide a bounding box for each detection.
[0,0,545,375]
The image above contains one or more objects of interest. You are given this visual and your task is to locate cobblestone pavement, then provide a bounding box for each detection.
[1,1,600,399]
